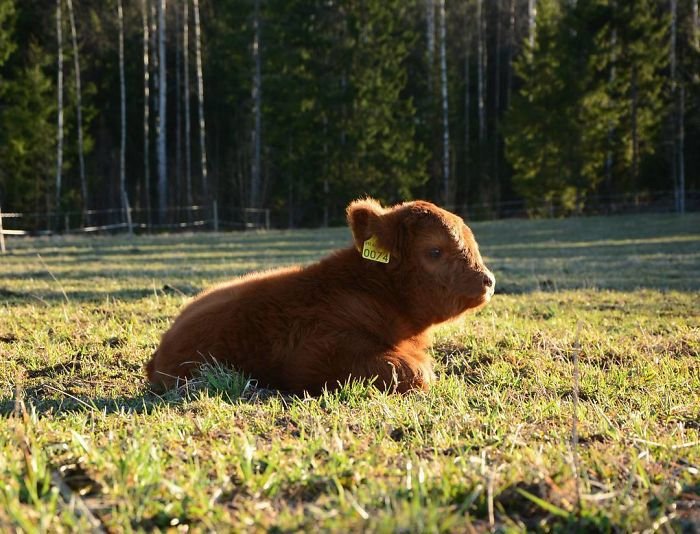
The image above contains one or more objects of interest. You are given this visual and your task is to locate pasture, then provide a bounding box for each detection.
[1,213,699,531]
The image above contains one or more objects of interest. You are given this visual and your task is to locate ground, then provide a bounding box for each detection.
[0,213,698,532]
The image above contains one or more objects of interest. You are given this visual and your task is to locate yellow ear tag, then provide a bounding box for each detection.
[362,235,391,264]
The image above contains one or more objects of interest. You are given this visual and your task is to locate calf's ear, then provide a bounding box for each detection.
[347,198,385,251]
[347,198,398,255]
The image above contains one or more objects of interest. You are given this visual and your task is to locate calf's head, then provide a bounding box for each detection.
[348,198,495,323]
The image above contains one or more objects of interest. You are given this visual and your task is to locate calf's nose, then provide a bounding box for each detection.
[482,272,495,289]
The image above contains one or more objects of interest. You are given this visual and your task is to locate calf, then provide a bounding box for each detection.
[146,198,495,394]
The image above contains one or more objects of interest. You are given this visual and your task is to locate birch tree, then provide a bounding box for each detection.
[250,0,262,208]
[669,0,687,214]
[142,0,151,226]
[175,1,182,206]
[694,0,699,50]
[150,0,157,149]
[65,0,87,219]
[183,0,192,206]
[118,0,133,234]
[156,0,167,220]
[438,0,449,205]
[528,0,537,49]
[55,0,63,218]
[193,0,208,200]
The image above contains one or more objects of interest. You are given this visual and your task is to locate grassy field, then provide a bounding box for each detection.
[1,213,699,532]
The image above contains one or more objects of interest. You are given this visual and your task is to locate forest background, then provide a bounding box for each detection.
[0,0,698,229]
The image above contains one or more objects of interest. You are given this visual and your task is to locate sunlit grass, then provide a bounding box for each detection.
[0,212,698,530]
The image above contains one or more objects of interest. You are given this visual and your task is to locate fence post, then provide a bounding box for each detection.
[0,203,6,254]
[213,200,219,232]
[265,209,270,230]
[64,213,70,233]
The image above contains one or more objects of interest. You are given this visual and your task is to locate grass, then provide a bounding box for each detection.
[0,212,698,532]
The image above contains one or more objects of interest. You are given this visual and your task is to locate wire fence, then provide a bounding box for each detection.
[0,201,270,241]
[449,189,699,220]
[0,189,696,250]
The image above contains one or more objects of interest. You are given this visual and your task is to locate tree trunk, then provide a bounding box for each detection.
[157,0,167,222]
[492,0,501,207]
[528,0,536,49]
[505,0,515,111]
[66,0,87,220]
[605,29,617,191]
[118,0,133,234]
[670,0,679,212]
[183,0,192,207]
[287,143,294,228]
[150,0,158,221]
[464,50,470,199]
[142,0,151,227]
[322,117,329,227]
[55,0,63,221]
[438,0,449,206]
[693,0,699,50]
[679,83,685,214]
[477,0,486,144]
[250,0,262,208]
[193,0,208,201]
[175,1,183,210]
[425,0,434,90]
[151,0,158,132]
[631,64,639,185]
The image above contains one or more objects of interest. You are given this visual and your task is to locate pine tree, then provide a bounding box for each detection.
[0,44,56,214]
[505,0,670,211]
[505,0,580,212]
[343,0,428,203]
[603,0,668,192]
[0,1,697,224]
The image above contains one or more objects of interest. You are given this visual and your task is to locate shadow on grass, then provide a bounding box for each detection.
[0,284,202,304]
[0,364,282,418]
[2,365,390,419]
[1,213,699,304]
[0,387,171,417]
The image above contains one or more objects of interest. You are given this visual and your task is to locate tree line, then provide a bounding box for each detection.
[0,0,697,229]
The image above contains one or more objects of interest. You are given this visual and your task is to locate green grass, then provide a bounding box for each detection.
[1,212,699,532]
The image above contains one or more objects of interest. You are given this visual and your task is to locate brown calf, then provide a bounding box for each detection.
[146,198,495,394]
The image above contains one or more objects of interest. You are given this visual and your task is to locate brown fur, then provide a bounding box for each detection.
[146,198,495,394]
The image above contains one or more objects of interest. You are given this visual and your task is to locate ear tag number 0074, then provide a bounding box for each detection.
[362,236,391,264]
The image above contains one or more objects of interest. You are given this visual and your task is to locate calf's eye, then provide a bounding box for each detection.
[428,248,442,259]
